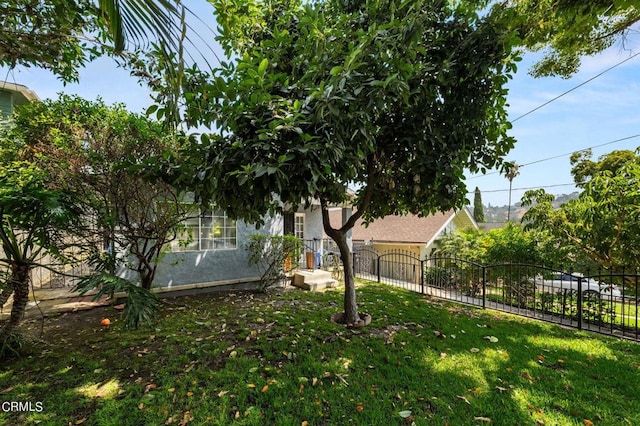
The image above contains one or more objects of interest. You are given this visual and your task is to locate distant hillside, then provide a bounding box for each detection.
[479,192,579,223]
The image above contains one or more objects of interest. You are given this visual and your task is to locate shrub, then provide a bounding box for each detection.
[246,234,302,292]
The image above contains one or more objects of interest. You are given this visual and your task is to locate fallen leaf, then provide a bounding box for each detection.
[179,411,193,425]
[521,372,534,382]
[217,390,228,397]
[456,395,471,404]
[75,419,87,425]
[470,348,480,353]
[398,410,412,418]
[261,385,269,393]
[434,330,445,339]
[583,420,594,426]
[440,352,448,359]
[144,383,157,393]
[537,354,544,363]
[186,391,194,397]
[247,384,256,388]
[495,386,508,393]
[483,336,499,343]
[356,402,364,412]
[474,417,491,423]
[302,422,308,426]
[138,403,144,410]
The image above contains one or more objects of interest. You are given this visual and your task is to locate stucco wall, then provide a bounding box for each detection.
[149,216,283,288]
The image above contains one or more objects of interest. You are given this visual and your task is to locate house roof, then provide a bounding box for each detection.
[330,208,477,245]
[0,81,39,105]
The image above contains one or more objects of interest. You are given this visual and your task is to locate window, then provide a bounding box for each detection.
[171,207,237,251]
[294,213,305,239]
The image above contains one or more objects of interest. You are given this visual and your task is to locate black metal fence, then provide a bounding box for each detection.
[352,246,640,342]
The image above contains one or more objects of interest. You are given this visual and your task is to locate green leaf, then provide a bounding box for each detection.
[258,58,269,74]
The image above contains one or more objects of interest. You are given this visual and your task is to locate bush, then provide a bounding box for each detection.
[246,234,302,292]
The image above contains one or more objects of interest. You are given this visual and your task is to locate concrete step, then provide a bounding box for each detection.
[292,270,339,291]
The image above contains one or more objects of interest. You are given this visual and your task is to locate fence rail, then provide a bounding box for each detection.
[352,246,640,342]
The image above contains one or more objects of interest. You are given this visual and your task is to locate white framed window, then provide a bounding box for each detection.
[294,213,305,239]
[171,207,237,251]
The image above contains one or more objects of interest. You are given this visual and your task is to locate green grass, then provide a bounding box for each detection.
[2,282,640,425]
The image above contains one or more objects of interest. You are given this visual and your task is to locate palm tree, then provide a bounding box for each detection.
[97,0,186,54]
[506,163,520,222]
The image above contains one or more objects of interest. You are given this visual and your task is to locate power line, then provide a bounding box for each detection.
[466,133,640,180]
[511,50,640,123]
[469,183,575,194]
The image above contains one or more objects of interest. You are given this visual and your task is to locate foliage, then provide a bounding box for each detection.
[246,234,302,292]
[0,330,28,361]
[3,284,640,425]
[0,128,83,343]
[11,94,192,292]
[0,0,100,82]
[179,0,519,324]
[473,187,485,223]
[2,0,206,128]
[74,272,159,329]
[507,0,640,77]
[483,223,543,265]
[435,227,485,261]
[522,149,640,270]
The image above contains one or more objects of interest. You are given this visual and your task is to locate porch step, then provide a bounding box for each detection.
[292,270,339,291]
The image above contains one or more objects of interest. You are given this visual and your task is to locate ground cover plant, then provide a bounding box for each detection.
[2,283,640,425]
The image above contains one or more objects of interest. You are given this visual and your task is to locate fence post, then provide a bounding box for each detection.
[420,259,425,294]
[577,276,583,330]
[352,252,356,278]
[377,255,381,283]
[482,264,486,309]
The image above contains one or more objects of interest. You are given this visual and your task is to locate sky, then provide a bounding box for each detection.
[2,2,639,208]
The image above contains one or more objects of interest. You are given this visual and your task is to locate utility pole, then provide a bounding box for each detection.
[506,163,519,222]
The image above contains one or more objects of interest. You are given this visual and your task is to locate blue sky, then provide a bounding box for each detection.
[2,2,639,208]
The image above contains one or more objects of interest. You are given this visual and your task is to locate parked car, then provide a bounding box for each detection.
[533,272,622,299]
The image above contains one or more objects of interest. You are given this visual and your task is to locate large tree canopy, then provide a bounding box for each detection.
[181,0,519,324]
[507,0,640,77]
[522,149,640,270]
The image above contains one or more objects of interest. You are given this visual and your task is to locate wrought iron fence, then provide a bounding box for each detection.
[352,246,640,341]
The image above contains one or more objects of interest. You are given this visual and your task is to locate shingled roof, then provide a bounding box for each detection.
[328,209,475,245]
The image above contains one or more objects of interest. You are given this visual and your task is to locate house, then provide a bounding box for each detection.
[149,201,353,292]
[345,208,478,259]
[0,81,39,123]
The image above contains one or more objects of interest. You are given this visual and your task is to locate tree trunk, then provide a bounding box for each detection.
[0,263,31,343]
[333,231,359,324]
[0,287,14,311]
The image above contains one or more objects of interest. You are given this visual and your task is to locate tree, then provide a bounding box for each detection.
[181,0,518,325]
[0,131,83,345]
[473,187,485,223]
[1,1,207,128]
[1,1,193,81]
[506,0,640,77]
[8,95,192,326]
[505,162,519,222]
[522,149,640,270]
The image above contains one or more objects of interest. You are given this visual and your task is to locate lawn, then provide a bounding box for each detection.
[2,282,640,425]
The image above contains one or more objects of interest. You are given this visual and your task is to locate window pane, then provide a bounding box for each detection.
[171,205,237,252]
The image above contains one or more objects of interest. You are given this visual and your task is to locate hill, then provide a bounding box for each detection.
[479,191,579,223]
